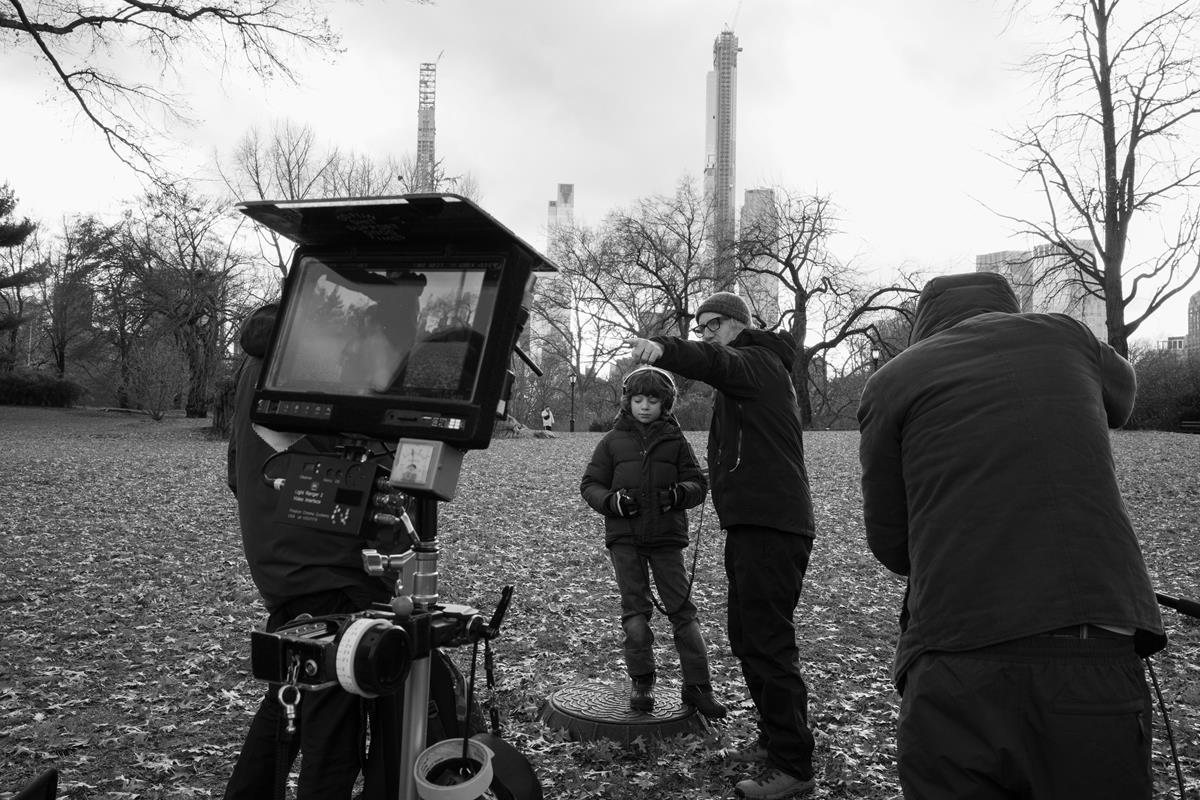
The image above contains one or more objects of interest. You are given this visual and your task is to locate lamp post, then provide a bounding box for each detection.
[871,347,882,372]
[569,373,577,433]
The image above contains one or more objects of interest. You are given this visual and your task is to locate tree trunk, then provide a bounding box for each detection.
[210,375,237,437]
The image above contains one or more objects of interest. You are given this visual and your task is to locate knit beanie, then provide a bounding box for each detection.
[695,291,751,326]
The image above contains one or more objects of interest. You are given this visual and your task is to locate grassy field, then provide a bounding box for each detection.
[0,407,1197,799]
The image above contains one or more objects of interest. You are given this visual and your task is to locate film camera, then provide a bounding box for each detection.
[236,193,554,800]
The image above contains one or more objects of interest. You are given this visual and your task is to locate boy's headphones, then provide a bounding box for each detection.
[622,366,678,411]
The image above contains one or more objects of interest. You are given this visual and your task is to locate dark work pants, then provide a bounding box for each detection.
[898,635,1152,800]
[224,588,401,800]
[609,542,711,685]
[724,526,816,780]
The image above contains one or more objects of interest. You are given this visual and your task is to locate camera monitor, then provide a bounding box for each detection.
[238,194,555,449]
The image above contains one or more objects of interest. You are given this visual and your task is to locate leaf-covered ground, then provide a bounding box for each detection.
[1,407,1197,799]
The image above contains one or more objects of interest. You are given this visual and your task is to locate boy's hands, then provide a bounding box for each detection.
[656,484,685,512]
[607,489,640,517]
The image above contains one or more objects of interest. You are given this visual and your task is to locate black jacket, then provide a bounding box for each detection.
[650,329,815,537]
[227,319,392,612]
[858,272,1166,690]
[580,411,706,549]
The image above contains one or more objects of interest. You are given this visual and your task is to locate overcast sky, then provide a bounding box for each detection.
[4,0,1195,338]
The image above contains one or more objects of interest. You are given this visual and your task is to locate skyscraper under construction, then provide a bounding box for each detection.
[415,61,437,192]
[705,28,740,285]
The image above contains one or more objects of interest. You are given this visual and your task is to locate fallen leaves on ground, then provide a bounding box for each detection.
[0,408,1196,799]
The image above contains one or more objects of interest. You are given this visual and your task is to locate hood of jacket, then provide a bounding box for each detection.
[240,303,279,358]
[735,327,796,368]
[909,272,1020,345]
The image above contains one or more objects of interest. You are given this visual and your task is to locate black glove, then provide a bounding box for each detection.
[607,489,640,517]
[656,484,685,512]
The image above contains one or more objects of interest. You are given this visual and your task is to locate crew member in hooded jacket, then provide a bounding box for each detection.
[857,272,1166,799]
[627,291,817,800]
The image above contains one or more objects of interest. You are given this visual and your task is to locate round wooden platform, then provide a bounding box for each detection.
[538,681,708,744]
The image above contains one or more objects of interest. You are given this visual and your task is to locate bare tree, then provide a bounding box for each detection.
[222,120,349,276]
[221,121,477,278]
[395,153,482,202]
[533,224,631,418]
[606,177,720,337]
[124,186,250,416]
[737,188,921,425]
[1,0,360,181]
[32,216,127,378]
[1002,0,1200,356]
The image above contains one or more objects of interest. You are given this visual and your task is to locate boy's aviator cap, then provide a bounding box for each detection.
[695,291,750,326]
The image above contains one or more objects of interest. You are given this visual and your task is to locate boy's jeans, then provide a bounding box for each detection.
[609,542,711,685]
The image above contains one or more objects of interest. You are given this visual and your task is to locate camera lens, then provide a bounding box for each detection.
[334,618,411,697]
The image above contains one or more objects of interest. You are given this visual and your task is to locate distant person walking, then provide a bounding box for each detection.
[858,272,1167,799]
[627,291,817,799]
[541,406,555,431]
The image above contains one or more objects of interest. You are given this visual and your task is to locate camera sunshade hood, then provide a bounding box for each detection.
[237,193,556,269]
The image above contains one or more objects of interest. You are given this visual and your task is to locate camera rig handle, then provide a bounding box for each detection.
[1156,592,1200,619]
[513,343,543,377]
[485,585,514,639]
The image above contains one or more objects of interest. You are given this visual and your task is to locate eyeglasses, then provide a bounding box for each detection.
[690,316,725,336]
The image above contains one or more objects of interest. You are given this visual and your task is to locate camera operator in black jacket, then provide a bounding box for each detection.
[858,272,1166,799]
[627,291,817,799]
[223,303,399,800]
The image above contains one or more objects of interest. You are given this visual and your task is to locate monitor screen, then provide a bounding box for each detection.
[262,255,500,402]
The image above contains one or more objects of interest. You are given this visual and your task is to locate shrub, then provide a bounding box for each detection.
[0,369,84,407]
[1129,351,1200,430]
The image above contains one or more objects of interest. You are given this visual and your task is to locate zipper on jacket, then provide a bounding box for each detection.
[729,400,744,472]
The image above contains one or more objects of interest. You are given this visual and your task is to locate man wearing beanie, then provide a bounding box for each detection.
[628,291,817,799]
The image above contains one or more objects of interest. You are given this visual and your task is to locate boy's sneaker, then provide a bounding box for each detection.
[725,742,768,763]
[629,674,655,712]
[734,767,816,799]
[681,684,728,719]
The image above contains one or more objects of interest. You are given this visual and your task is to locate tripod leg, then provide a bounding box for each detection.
[397,655,432,800]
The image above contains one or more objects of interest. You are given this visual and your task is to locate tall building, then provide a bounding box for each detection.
[704,29,740,285]
[976,240,1106,339]
[1188,289,1200,356]
[739,188,781,326]
[547,183,575,231]
[415,62,438,192]
[531,184,575,366]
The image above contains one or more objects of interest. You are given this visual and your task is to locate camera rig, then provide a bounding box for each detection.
[236,193,555,800]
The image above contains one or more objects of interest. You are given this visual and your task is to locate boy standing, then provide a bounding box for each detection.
[580,366,726,719]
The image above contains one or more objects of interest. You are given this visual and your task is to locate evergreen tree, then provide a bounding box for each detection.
[0,183,43,356]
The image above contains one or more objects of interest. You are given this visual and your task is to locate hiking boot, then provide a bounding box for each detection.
[725,742,769,763]
[629,673,655,712]
[681,683,727,719]
[735,767,816,799]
